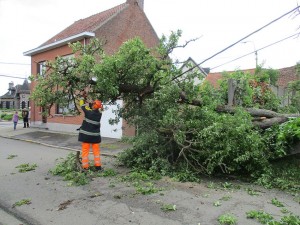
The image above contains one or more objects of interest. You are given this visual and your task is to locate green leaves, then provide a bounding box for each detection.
[12,199,31,208]
[161,204,177,212]
[15,163,37,173]
[218,213,237,225]
[49,153,89,186]
[246,210,300,225]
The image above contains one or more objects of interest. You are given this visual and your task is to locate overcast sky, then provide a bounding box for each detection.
[0,0,299,95]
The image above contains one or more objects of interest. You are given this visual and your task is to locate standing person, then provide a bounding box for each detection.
[12,111,19,130]
[22,108,29,128]
[78,94,103,171]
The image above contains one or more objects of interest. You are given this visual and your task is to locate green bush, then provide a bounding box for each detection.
[0,113,7,119]
[119,106,270,178]
[263,118,300,157]
[3,114,13,121]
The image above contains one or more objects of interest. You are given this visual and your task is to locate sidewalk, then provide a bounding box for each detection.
[0,121,131,157]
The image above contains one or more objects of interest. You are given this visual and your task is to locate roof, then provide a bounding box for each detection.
[0,79,30,98]
[277,65,298,87]
[181,57,210,75]
[41,3,127,47]
[16,79,31,94]
[0,91,16,99]
[205,72,224,88]
[205,68,256,88]
[24,32,95,56]
[24,0,152,57]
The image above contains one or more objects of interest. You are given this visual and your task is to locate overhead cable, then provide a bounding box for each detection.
[0,74,27,79]
[173,5,300,80]
[210,32,300,70]
[0,61,30,66]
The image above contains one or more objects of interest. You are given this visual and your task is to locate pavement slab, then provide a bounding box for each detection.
[0,121,131,157]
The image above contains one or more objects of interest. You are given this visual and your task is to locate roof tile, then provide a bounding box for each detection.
[41,3,127,46]
[277,66,298,87]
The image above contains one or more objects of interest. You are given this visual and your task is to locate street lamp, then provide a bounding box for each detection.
[241,41,258,68]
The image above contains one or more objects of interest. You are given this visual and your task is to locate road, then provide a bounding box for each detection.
[0,137,70,225]
[0,137,299,225]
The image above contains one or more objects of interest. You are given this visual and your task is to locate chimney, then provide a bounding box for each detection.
[126,0,144,10]
[8,82,14,90]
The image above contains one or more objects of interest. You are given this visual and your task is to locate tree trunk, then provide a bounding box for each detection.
[216,105,300,129]
[252,117,289,129]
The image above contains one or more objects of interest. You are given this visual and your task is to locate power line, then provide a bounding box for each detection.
[211,32,299,70]
[0,74,27,79]
[174,5,300,80]
[198,6,299,66]
[0,61,30,66]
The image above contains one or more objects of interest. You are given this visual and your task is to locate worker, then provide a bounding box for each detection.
[22,108,29,128]
[78,94,103,171]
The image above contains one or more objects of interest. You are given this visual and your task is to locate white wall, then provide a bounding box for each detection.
[31,100,123,139]
[100,100,123,139]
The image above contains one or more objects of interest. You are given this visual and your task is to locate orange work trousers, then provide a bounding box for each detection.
[81,142,101,169]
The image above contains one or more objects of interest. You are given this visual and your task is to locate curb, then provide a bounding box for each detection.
[0,135,117,158]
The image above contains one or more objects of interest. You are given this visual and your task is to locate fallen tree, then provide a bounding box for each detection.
[30,31,300,178]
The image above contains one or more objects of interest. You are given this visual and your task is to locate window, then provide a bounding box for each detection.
[57,101,75,115]
[57,54,75,74]
[38,61,46,77]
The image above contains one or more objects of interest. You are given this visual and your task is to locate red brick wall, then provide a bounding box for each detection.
[122,119,136,137]
[30,3,160,136]
[94,3,159,54]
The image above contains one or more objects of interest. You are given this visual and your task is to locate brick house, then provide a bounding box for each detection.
[23,0,159,138]
[0,79,31,110]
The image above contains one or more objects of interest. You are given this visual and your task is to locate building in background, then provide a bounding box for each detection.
[180,57,210,85]
[0,79,30,109]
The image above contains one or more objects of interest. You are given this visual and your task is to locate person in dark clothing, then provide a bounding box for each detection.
[78,96,103,171]
[22,108,29,128]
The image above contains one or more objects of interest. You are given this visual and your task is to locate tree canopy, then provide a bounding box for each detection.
[30,31,300,180]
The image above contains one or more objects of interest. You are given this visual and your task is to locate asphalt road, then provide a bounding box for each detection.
[0,137,299,225]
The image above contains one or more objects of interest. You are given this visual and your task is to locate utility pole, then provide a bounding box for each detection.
[241,41,258,68]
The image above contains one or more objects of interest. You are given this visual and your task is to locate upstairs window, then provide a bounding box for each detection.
[57,54,75,74]
[38,61,46,77]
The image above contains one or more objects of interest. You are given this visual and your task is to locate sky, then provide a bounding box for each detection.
[0,0,299,95]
